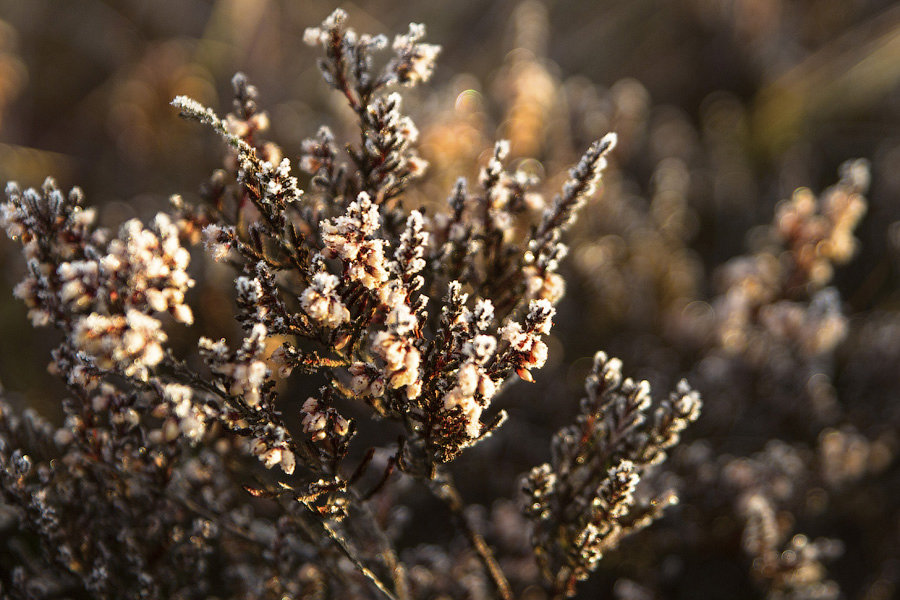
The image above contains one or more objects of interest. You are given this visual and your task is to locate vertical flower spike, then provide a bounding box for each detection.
[394,210,430,288]
[522,135,617,304]
[321,192,389,290]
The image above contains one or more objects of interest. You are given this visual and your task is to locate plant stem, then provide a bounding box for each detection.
[348,488,411,600]
[315,513,401,600]
[428,470,513,600]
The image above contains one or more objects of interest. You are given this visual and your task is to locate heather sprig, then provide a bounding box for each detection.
[0,9,697,600]
[523,352,701,598]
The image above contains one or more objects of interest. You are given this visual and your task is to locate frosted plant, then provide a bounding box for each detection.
[0,10,697,600]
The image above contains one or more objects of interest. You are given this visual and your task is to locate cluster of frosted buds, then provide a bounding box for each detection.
[73,310,166,380]
[236,154,302,209]
[321,192,388,289]
[377,280,417,335]
[300,397,351,443]
[500,143,564,304]
[479,141,544,234]
[499,299,554,382]
[202,223,235,262]
[235,273,266,322]
[442,299,500,438]
[371,94,417,147]
[393,210,430,286]
[249,428,296,475]
[441,360,497,438]
[3,181,98,326]
[299,126,337,176]
[523,352,699,592]
[199,323,270,407]
[11,276,51,327]
[172,94,300,236]
[642,380,703,465]
[222,73,270,141]
[522,263,566,304]
[300,267,350,329]
[53,213,194,331]
[49,349,101,390]
[269,343,299,379]
[774,160,868,290]
[156,383,209,443]
[523,134,616,306]
[1,179,96,256]
[534,133,617,246]
[553,134,617,226]
[302,9,393,106]
[365,93,429,181]
[56,260,100,312]
[235,264,290,332]
[516,149,612,308]
[385,22,441,86]
[367,211,432,393]
[347,362,385,398]
[302,10,435,195]
[102,214,194,323]
[301,7,348,47]
[220,73,301,210]
[372,331,422,399]
[570,460,640,576]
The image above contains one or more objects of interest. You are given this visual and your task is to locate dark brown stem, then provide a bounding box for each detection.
[428,470,513,600]
[314,510,401,600]
[347,488,410,600]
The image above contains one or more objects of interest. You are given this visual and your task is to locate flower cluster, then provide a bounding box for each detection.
[522,352,701,596]
[300,9,434,203]
[199,323,270,408]
[1,179,195,383]
[300,268,351,328]
[714,161,869,358]
[321,191,389,289]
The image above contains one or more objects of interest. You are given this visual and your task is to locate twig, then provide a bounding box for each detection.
[311,505,401,600]
[428,470,513,600]
[348,489,411,600]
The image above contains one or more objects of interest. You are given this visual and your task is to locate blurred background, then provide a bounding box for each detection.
[2,1,900,598]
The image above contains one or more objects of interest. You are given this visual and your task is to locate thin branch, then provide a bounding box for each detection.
[347,489,411,600]
[428,470,513,600]
[311,506,401,600]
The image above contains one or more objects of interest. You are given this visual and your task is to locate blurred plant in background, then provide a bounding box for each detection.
[1,1,900,599]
